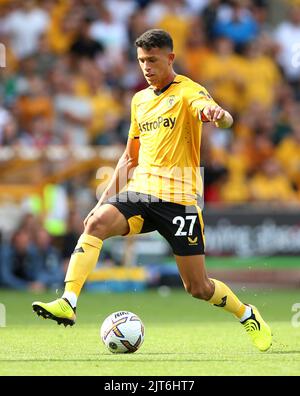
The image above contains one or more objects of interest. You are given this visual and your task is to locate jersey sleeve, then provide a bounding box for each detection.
[128,95,140,139]
[188,85,218,122]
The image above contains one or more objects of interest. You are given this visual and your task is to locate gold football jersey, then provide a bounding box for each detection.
[126,74,217,205]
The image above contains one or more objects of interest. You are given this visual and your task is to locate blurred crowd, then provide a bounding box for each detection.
[1,0,300,204]
[1,0,300,202]
[0,211,84,291]
[1,0,300,289]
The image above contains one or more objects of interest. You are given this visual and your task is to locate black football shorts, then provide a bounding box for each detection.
[106,191,205,256]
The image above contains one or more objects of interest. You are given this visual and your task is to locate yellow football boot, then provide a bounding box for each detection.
[241,304,272,352]
[32,298,76,327]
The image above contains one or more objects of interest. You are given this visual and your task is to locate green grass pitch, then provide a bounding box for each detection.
[0,288,299,376]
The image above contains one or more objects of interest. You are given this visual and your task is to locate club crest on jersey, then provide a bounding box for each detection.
[166,95,176,108]
[136,102,147,115]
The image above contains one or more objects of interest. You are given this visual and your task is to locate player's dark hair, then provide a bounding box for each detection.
[135,29,173,51]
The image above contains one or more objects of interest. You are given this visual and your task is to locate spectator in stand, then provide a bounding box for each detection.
[34,228,64,289]
[53,74,92,145]
[18,213,41,240]
[240,38,281,110]
[89,5,129,67]
[32,34,58,78]
[127,8,150,61]
[0,116,18,146]
[251,112,276,169]
[201,0,222,40]
[184,17,212,83]
[18,114,54,148]
[251,0,272,34]
[15,76,53,133]
[152,0,192,65]
[73,59,123,144]
[0,104,13,145]
[276,119,300,190]
[272,82,300,144]
[69,17,104,61]
[213,0,259,51]
[219,137,252,204]
[105,0,138,25]
[2,0,50,59]
[273,5,300,85]
[46,2,83,55]
[200,36,246,113]
[249,158,298,203]
[0,229,45,291]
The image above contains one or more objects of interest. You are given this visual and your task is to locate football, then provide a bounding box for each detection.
[100,311,145,353]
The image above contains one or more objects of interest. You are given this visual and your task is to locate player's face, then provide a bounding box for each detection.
[137,47,174,88]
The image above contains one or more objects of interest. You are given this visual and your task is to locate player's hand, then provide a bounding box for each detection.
[201,105,225,123]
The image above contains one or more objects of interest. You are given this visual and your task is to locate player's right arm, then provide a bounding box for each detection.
[83,137,140,226]
[98,137,140,206]
[190,85,233,129]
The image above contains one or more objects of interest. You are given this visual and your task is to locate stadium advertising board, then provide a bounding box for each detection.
[204,208,300,256]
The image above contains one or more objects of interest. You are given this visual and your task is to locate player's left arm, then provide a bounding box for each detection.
[201,105,233,129]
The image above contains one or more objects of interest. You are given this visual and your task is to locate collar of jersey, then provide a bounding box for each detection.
[151,75,181,96]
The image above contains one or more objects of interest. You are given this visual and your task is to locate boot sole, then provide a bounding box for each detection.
[32,303,75,327]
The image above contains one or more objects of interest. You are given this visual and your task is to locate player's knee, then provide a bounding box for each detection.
[84,213,110,239]
[187,282,214,301]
